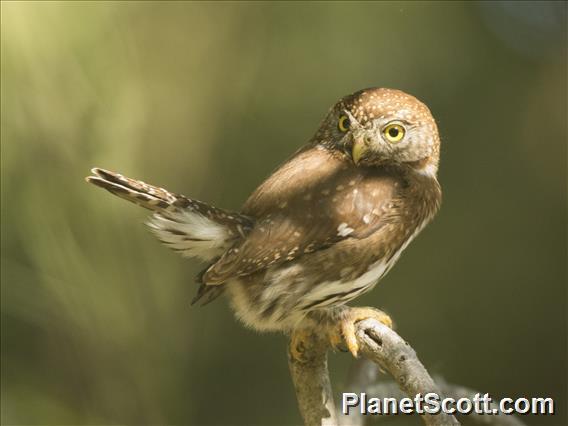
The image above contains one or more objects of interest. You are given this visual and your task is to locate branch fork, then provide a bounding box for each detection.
[288,319,521,426]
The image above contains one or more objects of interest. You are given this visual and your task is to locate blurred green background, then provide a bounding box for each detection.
[1,1,566,425]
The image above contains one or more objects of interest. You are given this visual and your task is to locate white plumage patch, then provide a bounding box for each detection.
[147,210,233,261]
[337,222,354,237]
[292,216,435,314]
[416,162,438,178]
[298,258,390,311]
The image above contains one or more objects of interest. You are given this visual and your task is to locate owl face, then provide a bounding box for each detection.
[320,88,440,172]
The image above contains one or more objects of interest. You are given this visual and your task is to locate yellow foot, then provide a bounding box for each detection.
[289,328,312,362]
[328,307,393,358]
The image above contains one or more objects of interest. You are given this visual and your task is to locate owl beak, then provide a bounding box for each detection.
[351,136,368,165]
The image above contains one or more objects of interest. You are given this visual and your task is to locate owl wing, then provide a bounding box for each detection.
[202,162,399,285]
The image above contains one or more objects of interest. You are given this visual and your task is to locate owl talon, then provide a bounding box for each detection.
[328,307,393,358]
[289,328,312,362]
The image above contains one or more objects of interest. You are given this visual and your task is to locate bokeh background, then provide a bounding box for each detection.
[1,2,566,425]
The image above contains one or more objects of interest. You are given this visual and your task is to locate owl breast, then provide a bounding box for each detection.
[226,198,437,332]
[224,159,442,333]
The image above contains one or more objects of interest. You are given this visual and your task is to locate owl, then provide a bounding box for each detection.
[87,88,442,358]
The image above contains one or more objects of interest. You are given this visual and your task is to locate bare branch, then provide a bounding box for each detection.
[289,319,460,426]
[352,318,460,426]
[288,331,338,426]
[289,318,527,426]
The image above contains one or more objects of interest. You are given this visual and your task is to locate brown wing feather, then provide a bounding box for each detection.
[202,147,400,284]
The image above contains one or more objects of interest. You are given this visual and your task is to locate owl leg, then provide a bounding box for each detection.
[328,307,393,358]
[289,307,392,361]
[289,327,313,362]
[289,325,334,362]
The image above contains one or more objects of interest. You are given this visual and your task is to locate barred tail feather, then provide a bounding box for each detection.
[86,168,178,212]
[86,168,253,261]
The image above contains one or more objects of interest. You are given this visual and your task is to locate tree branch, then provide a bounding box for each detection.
[288,318,529,426]
[288,331,338,426]
[354,319,460,425]
[289,319,460,426]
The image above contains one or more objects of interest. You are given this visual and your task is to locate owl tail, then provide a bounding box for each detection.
[86,168,253,263]
[86,168,254,306]
[87,168,182,212]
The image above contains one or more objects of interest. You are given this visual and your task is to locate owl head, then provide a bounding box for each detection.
[316,88,440,176]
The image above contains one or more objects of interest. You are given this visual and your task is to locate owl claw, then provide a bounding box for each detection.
[327,326,349,354]
[329,307,393,358]
[289,328,312,363]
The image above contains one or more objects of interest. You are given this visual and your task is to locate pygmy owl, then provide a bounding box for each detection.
[87,88,442,358]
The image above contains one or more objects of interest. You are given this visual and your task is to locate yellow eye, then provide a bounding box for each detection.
[383,122,406,143]
[338,115,350,132]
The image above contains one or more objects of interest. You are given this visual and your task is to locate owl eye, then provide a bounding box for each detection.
[383,122,406,143]
[338,115,350,132]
